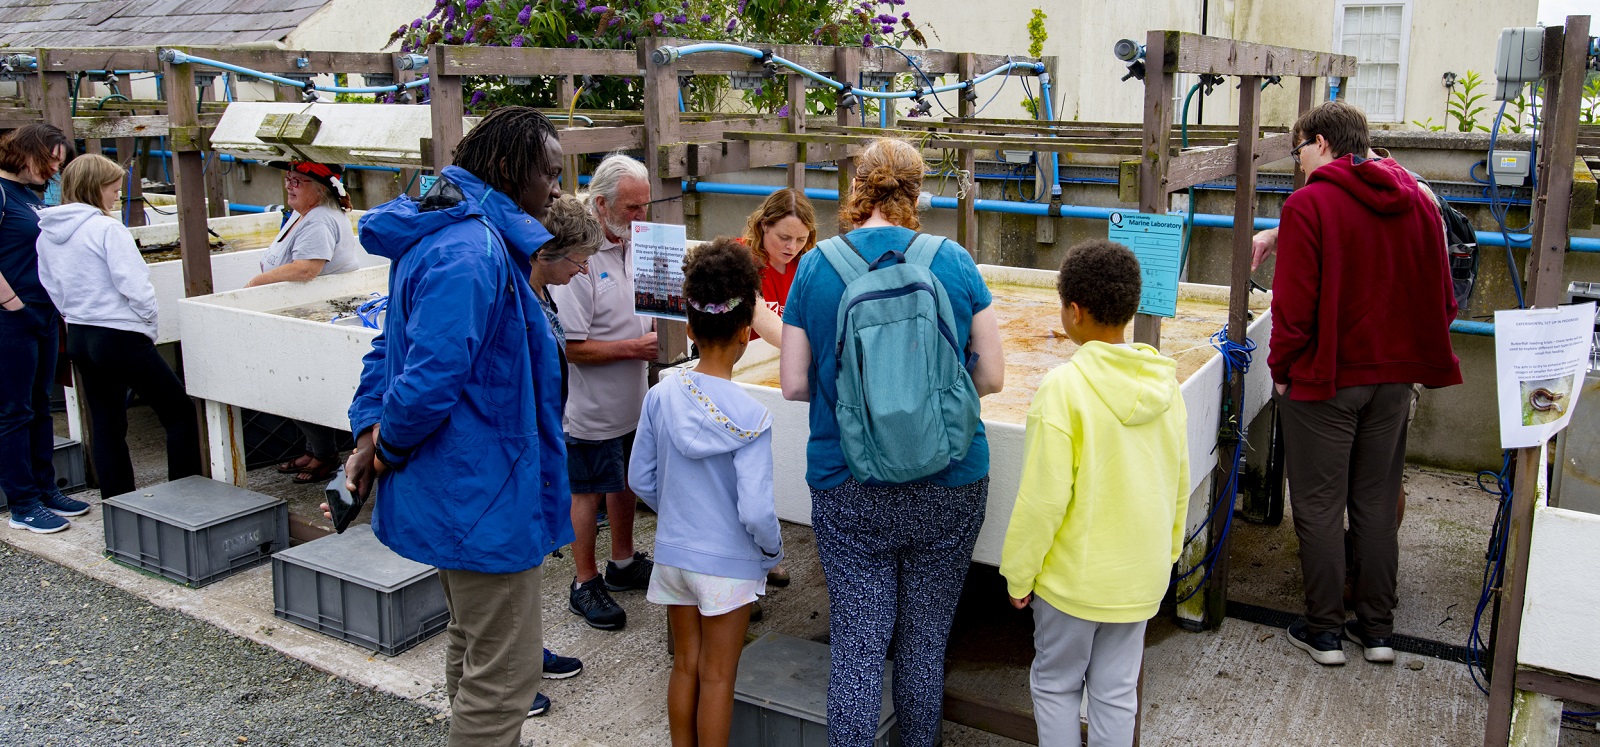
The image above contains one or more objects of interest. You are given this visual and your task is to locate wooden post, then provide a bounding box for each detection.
[953,53,978,253]
[558,76,581,195]
[639,37,689,366]
[200,77,227,218]
[116,73,146,227]
[394,56,421,199]
[428,46,464,174]
[204,400,247,487]
[1293,76,1317,191]
[834,46,861,234]
[1134,30,1175,347]
[1484,16,1591,747]
[161,48,213,298]
[786,72,807,192]
[39,70,74,143]
[1206,74,1261,628]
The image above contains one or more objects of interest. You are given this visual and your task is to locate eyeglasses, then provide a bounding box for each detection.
[1290,139,1316,165]
[561,256,589,271]
[284,175,313,188]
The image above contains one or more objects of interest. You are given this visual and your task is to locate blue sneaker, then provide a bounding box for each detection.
[542,648,583,680]
[8,504,70,534]
[526,692,551,717]
[41,491,90,518]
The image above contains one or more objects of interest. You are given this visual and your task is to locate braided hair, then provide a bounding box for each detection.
[453,106,559,198]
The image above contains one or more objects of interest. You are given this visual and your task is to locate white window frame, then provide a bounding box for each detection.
[1331,0,1413,123]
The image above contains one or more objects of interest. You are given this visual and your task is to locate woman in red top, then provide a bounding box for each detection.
[741,188,817,342]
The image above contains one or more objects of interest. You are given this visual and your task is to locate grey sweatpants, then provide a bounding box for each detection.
[1277,383,1412,638]
[1029,598,1146,747]
[438,564,544,747]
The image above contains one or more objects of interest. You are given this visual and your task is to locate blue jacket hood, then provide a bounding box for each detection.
[358,165,553,265]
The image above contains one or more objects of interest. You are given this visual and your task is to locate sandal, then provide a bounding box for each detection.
[291,456,340,485]
[276,453,315,474]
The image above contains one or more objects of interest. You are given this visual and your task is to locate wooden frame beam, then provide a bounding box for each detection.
[438,46,639,77]
[725,129,1141,156]
[1162,32,1358,77]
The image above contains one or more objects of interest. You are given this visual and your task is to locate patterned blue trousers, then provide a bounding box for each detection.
[812,476,989,747]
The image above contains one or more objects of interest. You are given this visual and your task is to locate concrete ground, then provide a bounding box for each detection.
[7,403,1598,746]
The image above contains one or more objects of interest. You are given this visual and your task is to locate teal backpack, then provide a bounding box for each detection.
[818,232,982,484]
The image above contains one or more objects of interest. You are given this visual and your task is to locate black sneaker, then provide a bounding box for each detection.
[526,692,550,717]
[569,576,626,630]
[1343,621,1396,663]
[1287,620,1346,666]
[542,648,583,679]
[604,551,655,592]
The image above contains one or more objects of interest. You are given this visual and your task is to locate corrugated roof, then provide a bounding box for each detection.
[0,0,332,48]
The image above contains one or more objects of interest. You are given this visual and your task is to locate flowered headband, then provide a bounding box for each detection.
[688,297,742,314]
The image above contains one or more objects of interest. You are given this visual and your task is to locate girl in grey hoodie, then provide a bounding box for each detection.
[37,155,201,500]
[629,238,782,746]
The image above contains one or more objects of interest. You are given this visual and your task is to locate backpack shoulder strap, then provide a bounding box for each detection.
[905,233,946,268]
[818,235,870,285]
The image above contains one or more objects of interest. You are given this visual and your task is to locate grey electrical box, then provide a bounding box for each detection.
[1490,150,1531,183]
[1494,27,1543,101]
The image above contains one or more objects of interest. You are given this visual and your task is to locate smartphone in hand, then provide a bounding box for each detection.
[325,467,368,534]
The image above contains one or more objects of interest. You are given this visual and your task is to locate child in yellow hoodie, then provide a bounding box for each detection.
[1000,239,1189,746]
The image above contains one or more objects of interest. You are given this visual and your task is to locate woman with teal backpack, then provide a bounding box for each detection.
[779,137,1004,746]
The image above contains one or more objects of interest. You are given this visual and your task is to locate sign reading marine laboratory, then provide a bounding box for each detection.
[1107,211,1185,318]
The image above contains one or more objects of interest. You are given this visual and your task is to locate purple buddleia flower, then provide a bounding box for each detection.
[652,12,663,26]
[862,34,873,47]
[464,0,483,11]
[482,14,492,22]
[737,0,749,12]
[875,13,895,23]
[470,90,486,107]
[443,32,455,43]
[517,4,532,24]
[777,104,790,117]
[858,1,872,11]
[568,32,579,42]
[464,28,476,42]
[881,24,893,33]
[575,0,586,10]
[755,85,763,96]
[512,34,526,46]
[443,4,456,22]
[700,13,711,22]
[400,40,413,53]
[607,16,621,26]
[726,18,737,32]
[426,5,441,19]
[590,4,607,13]
[672,13,686,24]
[410,18,424,28]
[902,11,910,19]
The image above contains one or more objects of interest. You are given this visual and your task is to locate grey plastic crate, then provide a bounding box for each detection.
[0,437,86,504]
[732,632,905,747]
[272,524,448,656]
[53,436,87,494]
[102,476,287,587]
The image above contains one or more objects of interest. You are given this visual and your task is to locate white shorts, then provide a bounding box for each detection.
[646,564,766,617]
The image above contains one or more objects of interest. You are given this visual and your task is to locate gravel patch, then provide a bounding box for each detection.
[0,543,449,747]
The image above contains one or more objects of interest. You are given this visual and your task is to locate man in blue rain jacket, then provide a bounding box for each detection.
[344,107,572,747]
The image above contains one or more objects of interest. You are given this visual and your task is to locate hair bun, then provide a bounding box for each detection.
[866,172,901,192]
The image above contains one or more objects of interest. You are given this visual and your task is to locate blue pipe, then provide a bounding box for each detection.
[680,180,1596,252]
[663,43,1041,100]
[222,202,274,214]
[1450,320,1495,336]
[1038,73,1061,195]
[159,50,429,93]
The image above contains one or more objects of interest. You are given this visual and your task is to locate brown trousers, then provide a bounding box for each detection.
[1277,383,1413,638]
[438,564,544,747]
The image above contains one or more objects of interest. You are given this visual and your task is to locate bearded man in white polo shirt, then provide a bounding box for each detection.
[548,153,658,630]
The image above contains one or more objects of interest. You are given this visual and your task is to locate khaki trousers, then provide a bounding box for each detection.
[439,564,544,747]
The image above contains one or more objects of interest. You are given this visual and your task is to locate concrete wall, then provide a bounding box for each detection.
[912,0,1536,129]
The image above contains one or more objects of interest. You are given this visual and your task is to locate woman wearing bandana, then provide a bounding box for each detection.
[249,160,365,484]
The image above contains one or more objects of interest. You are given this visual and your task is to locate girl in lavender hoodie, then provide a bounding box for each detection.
[629,238,782,747]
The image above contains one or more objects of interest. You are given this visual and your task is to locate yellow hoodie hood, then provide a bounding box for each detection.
[999,341,1190,623]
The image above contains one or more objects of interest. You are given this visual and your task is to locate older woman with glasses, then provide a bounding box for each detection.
[248,160,365,484]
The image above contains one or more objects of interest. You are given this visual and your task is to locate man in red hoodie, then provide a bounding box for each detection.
[1270,101,1462,668]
